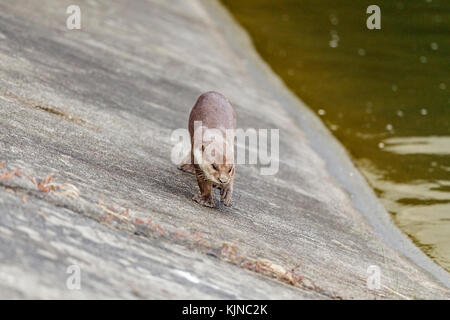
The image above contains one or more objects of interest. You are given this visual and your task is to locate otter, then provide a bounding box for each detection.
[178,91,236,207]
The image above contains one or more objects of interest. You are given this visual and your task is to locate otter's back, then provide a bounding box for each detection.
[188,92,236,136]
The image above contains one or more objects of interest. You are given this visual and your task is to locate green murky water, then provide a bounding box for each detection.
[221,0,450,271]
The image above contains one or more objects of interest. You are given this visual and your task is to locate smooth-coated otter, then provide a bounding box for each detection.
[178,91,236,207]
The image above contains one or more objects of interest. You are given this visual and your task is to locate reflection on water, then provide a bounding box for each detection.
[382,136,450,155]
[361,163,450,269]
[221,0,450,271]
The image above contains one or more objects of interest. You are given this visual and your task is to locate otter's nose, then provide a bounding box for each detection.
[218,178,228,184]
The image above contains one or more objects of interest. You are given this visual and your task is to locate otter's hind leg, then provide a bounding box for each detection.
[177,153,195,174]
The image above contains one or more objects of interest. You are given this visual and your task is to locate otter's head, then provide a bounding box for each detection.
[193,131,235,185]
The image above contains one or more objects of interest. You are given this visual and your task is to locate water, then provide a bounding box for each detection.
[221,0,450,271]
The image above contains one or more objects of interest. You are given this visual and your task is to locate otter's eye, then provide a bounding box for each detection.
[212,164,217,170]
[229,166,233,173]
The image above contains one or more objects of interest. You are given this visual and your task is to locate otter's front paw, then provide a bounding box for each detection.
[192,194,215,208]
[220,185,233,206]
